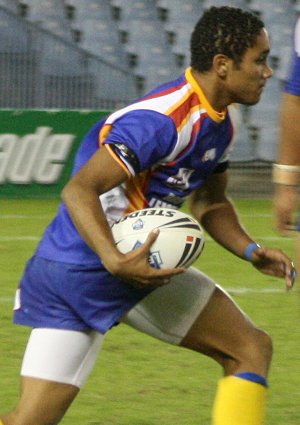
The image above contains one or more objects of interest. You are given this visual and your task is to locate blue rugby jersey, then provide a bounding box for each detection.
[35,68,234,265]
[285,17,300,96]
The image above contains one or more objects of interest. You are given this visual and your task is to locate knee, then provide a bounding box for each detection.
[225,328,273,375]
[2,410,60,425]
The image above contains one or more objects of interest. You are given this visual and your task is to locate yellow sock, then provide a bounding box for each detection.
[212,375,267,425]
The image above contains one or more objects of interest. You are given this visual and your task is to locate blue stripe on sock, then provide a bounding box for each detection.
[234,372,268,387]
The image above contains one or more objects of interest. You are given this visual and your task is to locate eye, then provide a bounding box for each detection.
[256,53,268,64]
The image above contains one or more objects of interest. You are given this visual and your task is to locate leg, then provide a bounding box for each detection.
[2,378,79,425]
[1,328,104,425]
[180,285,272,377]
[122,268,272,425]
[181,285,271,425]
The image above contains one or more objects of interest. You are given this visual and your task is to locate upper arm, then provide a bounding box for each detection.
[63,144,128,198]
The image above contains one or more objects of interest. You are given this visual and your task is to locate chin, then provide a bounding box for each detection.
[241,96,261,106]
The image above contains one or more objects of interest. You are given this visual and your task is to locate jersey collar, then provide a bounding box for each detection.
[185,67,226,123]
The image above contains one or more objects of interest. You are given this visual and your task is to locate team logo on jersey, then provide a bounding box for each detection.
[202,148,216,162]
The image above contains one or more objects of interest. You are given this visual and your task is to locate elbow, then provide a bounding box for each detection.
[61,179,77,207]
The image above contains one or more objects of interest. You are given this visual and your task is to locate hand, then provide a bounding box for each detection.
[251,246,296,290]
[103,228,185,288]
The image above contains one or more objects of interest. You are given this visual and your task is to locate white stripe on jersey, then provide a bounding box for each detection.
[104,82,193,123]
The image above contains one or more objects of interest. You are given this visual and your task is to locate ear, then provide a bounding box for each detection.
[213,54,230,78]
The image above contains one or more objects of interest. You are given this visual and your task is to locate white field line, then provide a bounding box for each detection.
[0,213,293,300]
[0,236,40,241]
[1,214,53,219]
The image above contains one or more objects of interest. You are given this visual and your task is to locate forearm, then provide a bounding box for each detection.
[277,93,300,165]
[61,179,121,268]
[199,199,255,259]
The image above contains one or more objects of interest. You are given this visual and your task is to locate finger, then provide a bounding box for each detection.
[150,266,185,277]
[139,228,160,253]
[285,265,297,291]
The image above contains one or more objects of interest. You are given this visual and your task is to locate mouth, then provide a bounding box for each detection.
[259,81,266,90]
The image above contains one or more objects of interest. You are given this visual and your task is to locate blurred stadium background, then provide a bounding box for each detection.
[1,0,299,198]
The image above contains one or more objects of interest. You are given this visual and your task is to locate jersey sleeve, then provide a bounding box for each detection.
[102,110,178,175]
[285,17,300,96]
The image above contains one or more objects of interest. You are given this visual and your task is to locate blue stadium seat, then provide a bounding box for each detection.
[0,8,30,52]
[23,0,65,21]
[74,17,129,69]
[23,0,74,40]
[123,18,177,68]
[0,0,19,13]
[249,0,294,26]
[158,0,203,24]
[65,0,113,20]
[112,0,158,25]
[203,0,247,8]
[246,77,282,160]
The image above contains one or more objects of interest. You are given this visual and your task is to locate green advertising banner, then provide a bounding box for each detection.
[0,110,110,198]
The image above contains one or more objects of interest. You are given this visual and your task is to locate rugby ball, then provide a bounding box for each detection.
[111,208,205,269]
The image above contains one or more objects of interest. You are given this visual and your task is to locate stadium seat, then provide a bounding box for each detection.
[23,0,74,40]
[65,0,113,20]
[23,0,65,21]
[294,0,300,11]
[0,8,30,52]
[158,0,203,24]
[0,0,19,13]
[112,0,158,25]
[246,77,282,160]
[249,0,294,25]
[123,18,176,65]
[203,0,247,8]
[74,17,129,69]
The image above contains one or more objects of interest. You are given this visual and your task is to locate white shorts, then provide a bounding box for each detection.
[21,267,216,388]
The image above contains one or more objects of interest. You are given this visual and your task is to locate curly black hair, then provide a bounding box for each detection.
[190,6,265,72]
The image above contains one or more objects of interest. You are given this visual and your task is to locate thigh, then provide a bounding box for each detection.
[121,267,216,344]
[21,328,104,388]
[5,329,104,425]
[180,285,269,374]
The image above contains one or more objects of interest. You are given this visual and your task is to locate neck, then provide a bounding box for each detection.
[191,69,229,112]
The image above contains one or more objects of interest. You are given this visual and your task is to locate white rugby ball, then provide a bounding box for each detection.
[111,208,205,269]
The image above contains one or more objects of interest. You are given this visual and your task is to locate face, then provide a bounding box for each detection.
[226,28,273,105]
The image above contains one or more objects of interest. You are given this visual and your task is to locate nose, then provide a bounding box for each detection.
[263,63,273,79]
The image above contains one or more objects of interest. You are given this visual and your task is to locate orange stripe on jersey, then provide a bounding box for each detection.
[104,145,132,178]
[99,123,112,146]
[164,113,205,167]
[124,172,150,214]
[170,94,201,131]
[100,123,132,178]
[185,67,226,123]
[165,87,194,119]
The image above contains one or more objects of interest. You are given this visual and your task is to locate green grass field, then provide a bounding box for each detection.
[1,198,300,424]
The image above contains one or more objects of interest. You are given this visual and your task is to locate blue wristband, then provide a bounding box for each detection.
[244,243,261,261]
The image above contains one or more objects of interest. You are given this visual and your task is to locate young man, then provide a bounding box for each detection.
[1,6,295,425]
[273,16,300,274]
